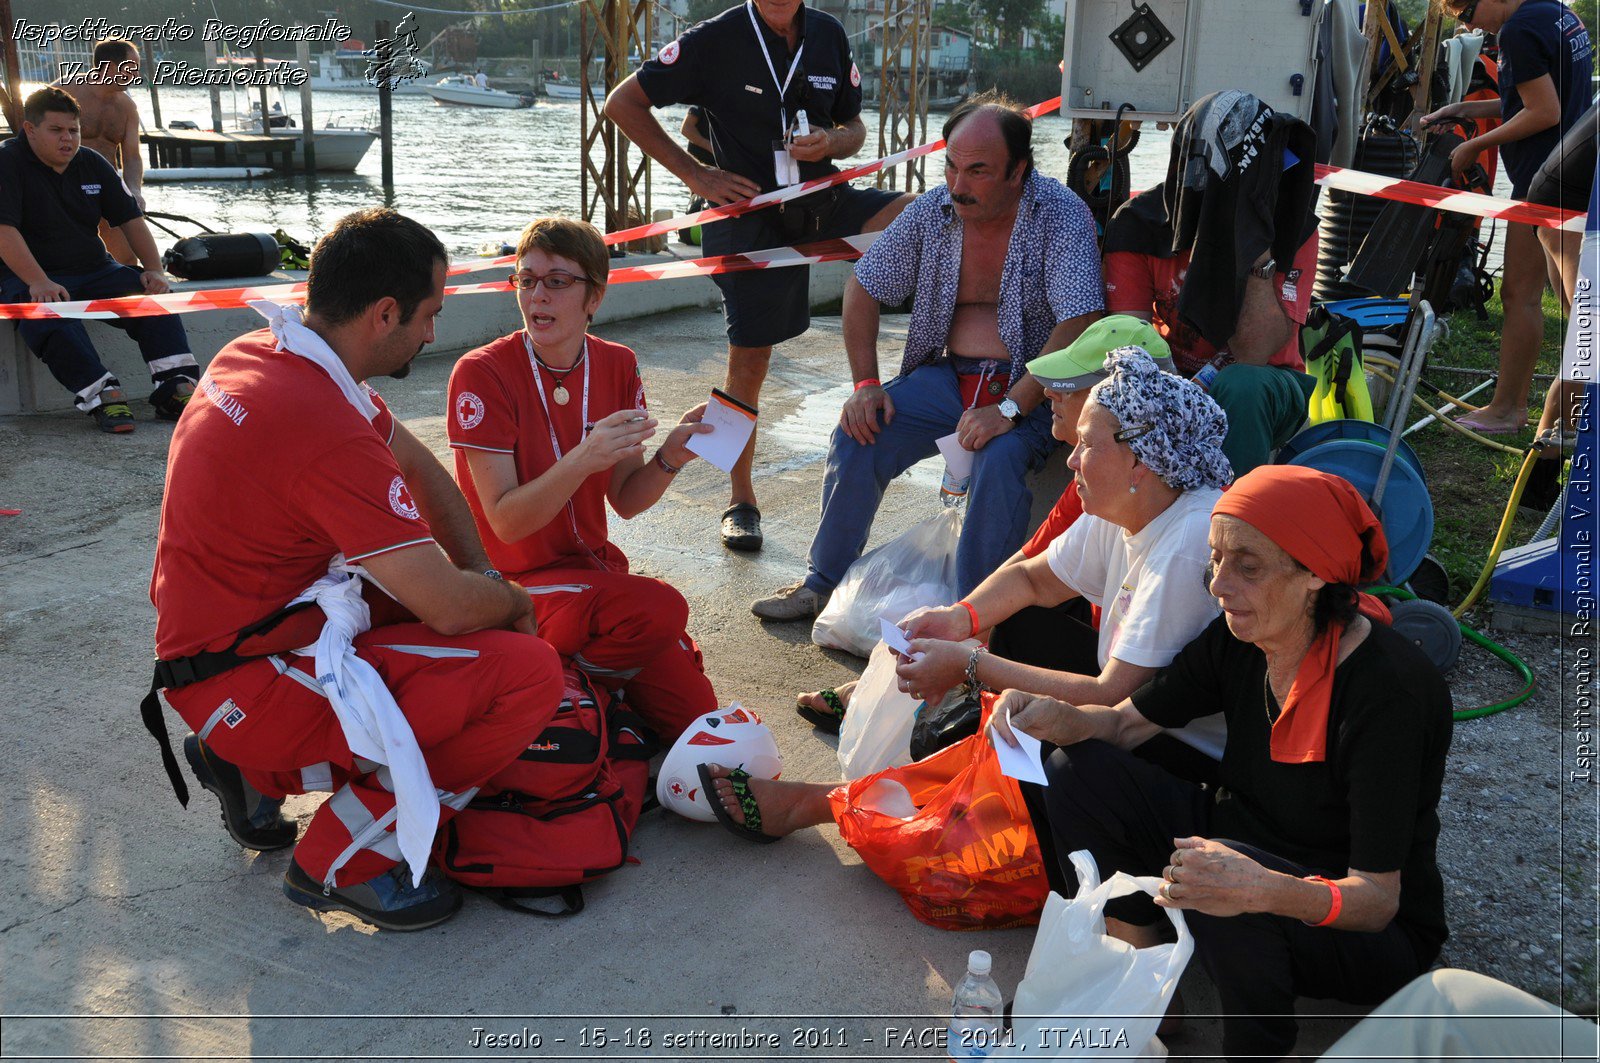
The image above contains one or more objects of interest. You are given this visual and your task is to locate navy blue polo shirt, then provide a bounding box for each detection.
[1496,0,1593,194]
[0,135,139,280]
[635,1,863,192]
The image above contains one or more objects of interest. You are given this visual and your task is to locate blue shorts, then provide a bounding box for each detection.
[701,182,902,348]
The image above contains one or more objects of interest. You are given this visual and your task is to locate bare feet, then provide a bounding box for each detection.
[700,763,835,839]
[1455,407,1529,435]
[797,679,856,714]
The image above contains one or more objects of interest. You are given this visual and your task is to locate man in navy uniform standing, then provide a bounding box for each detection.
[607,0,910,551]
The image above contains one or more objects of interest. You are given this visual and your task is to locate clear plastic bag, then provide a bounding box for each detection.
[812,506,963,658]
[992,850,1193,1059]
[837,642,919,779]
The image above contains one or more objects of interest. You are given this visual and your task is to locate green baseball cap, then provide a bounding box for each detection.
[1026,315,1175,392]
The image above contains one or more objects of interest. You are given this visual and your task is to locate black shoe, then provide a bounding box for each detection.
[183,733,298,851]
[282,859,463,931]
[150,377,196,421]
[721,502,763,552]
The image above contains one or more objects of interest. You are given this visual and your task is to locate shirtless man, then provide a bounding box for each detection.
[57,37,144,266]
[752,98,1104,620]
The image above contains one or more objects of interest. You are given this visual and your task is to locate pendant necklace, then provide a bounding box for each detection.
[533,345,586,406]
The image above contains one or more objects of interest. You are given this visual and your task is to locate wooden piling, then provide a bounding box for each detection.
[375,19,395,189]
[296,36,317,173]
[203,39,224,133]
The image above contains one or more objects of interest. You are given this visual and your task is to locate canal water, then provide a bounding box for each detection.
[127,86,1177,256]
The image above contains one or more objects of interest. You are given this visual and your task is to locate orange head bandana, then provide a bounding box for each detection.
[1211,466,1392,763]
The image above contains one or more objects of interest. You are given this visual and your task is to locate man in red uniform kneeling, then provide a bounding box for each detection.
[147,208,564,931]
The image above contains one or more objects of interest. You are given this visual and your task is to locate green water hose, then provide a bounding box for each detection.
[1368,585,1537,721]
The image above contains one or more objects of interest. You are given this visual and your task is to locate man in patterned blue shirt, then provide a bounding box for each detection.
[753,98,1103,621]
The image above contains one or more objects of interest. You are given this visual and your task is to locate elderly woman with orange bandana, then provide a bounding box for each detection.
[993,465,1454,1062]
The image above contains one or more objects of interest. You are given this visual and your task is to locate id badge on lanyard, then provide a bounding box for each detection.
[748,0,804,187]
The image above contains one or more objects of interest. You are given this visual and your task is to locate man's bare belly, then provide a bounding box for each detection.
[947,302,1007,361]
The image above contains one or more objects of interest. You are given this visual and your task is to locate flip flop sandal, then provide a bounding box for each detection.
[720,503,763,552]
[696,764,781,844]
[795,689,846,734]
[1454,414,1526,437]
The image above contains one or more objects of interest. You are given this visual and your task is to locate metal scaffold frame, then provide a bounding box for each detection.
[580,0,653,235]
[875,0,931,192]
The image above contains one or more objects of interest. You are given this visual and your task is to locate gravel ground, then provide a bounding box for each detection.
[1427,619,1598,1015]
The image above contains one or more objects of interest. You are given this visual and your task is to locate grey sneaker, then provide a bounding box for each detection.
[751,580,828,621]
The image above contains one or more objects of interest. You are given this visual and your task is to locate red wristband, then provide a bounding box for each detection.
[854,378,882,390]
[957,600,980,638]
[1303,876,1342,927]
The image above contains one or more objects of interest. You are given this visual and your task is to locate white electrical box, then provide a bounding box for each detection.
[1060,0,1322,123]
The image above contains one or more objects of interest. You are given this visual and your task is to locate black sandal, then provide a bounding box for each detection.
[796,689,846,734]
[720,503,763,552]
[697,764,781,844]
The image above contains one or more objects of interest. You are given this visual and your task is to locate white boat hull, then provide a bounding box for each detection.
[145,166,276,182]
[423,83,531,108]
[264,128,379,172]
[542,80,601,100]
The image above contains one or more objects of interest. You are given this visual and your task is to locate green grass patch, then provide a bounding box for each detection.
[1398,284,1566,601]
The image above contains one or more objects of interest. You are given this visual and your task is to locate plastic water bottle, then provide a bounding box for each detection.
[948,949,1004,1060]
[940,463,970,506]
[1191,360,1221,392]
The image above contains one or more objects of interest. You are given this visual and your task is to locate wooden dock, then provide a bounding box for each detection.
[141,129,296,171]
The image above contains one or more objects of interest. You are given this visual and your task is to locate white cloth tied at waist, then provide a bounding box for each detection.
[246,299,437,889]
[290,563,439,889]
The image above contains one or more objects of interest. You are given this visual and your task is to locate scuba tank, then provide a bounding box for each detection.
[162,233,280,281]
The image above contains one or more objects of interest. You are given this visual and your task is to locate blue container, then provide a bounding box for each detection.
[1277,420,1426,482]
[1288,439,1434,584]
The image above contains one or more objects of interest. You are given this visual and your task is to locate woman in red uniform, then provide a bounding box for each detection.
[447,216,716,740]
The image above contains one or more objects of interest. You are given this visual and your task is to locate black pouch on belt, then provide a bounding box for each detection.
[775,186,840,244]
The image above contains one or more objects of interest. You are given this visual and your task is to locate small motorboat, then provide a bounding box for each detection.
[541,75,602,101]
[424,75,533,109]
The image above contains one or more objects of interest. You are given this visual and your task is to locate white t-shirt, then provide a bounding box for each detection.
[1044,487,1226,757]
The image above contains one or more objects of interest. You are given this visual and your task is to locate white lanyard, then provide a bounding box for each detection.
[524,332,602,563]
[747,0,804,138]
[524,331,591,460]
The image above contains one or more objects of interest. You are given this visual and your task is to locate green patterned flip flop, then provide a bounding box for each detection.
[795,688,846,734]
[697,764,781,844]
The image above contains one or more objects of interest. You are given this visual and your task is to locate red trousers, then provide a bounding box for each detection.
[167,624,563,887]
[517,567,716,742]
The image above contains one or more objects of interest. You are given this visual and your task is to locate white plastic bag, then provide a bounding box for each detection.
[812,505,963,658]
[836,642,965,779]
[992,850,1193,1059]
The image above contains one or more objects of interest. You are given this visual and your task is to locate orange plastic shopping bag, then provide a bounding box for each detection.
[828,717,1048,931]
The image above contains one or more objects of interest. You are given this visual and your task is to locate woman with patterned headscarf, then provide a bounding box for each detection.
[992,464,1454,1060]
[895,345,1235,779]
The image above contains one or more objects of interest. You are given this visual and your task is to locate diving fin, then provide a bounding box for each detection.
[1343,130,1465,298]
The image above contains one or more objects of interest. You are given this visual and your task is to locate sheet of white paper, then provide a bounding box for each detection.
[994,707,1048,786]
[877,616,925,661]
[935,432,974,478]
[685,393,758,473]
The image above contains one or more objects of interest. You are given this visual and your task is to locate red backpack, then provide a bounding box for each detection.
[434,666,659,916]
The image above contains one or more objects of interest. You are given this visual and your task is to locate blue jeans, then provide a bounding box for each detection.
[805,359,1059,598]
[4,262,196,411]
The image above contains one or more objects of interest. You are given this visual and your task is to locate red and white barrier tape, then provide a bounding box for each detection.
[1312,163,1585,233]
[441,94,1066,275]
[5,108,1587,320]
[0,236,884,320]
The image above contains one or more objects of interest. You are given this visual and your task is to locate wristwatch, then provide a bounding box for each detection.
[997,397,1025,425]
[1250,257,1278,281]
